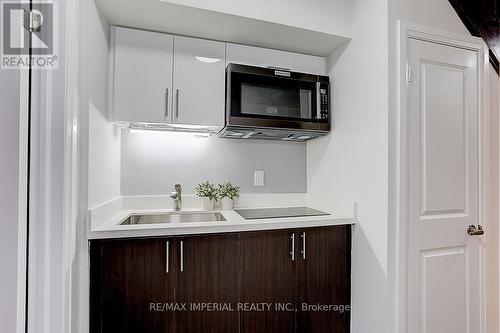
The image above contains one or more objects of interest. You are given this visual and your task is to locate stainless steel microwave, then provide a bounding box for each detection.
[219,63,331,141]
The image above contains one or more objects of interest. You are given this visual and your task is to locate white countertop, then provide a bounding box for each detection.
[88,208,356,240]
[87,194,357,240]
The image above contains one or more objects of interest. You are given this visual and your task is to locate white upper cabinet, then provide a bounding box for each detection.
[226,43,326,75]
[112,27,174,123]
[172,36,225,127]
[111,27,326,128]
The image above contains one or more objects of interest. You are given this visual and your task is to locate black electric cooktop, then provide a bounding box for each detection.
[235,207,329,220]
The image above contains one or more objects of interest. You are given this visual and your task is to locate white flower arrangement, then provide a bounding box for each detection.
[195,180,218,199]
[217,180,240,200]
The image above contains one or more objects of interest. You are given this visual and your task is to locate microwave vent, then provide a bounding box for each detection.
[219,126,326,142]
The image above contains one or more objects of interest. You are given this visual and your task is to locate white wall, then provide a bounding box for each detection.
[306,0,389,332]
[163,0,353,37]
[89,104,121,208]
[73,0,113,332]
[81,1,120,208]
[389,0,468,35]
[121,132,306,196]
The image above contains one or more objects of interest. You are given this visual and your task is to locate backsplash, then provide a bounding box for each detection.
[121,130,307,195]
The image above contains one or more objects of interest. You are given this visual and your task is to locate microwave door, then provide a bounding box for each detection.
[234,77,316,121]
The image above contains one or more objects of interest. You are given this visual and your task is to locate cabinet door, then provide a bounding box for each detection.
[176,234,240,333]
[226,43,326,75]
[172,36,225,127]
[239,230,297,333]
[90,239,177,333]
[295,226,351,333]
[113,27,173,123]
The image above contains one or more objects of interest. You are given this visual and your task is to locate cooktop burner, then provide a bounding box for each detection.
[235,207,329,220]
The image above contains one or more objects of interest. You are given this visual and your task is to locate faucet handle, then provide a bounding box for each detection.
[170,184,182,211]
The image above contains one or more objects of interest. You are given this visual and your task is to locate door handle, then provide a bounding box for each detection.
[300,232,306,260]
[467,225,484,236]
[290,234,295,261]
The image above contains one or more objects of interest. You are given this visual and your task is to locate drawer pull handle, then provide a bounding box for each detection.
[165,241,169,273]
[180,240,184,272]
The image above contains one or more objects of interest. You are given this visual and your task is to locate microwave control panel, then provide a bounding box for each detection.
[319,83,329,121]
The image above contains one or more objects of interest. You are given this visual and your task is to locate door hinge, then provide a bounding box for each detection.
[23,9,42,33]
[406,65,412,83]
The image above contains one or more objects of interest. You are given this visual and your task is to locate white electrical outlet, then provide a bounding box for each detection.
[254,171,265,187]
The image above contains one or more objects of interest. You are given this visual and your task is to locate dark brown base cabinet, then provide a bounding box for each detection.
[90,225,351,333]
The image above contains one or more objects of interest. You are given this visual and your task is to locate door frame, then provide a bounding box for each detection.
[16,67,29,333]
[24,0,80,332]
[390,21,489,333]
[14,20,30,333]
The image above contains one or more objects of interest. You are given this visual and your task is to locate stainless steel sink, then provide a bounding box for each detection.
[120,212,226,225]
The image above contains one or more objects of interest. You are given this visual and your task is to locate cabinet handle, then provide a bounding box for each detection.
[300,232,306,260]
[175,89,179,118]
[180,240,184,272]
[165,88,169,118]
[165,241,169,273]
[290,234,295,261]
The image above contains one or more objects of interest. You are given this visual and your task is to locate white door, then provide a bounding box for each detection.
[407,38,483,333]
[113,27,173,123]
[172,36,225,127]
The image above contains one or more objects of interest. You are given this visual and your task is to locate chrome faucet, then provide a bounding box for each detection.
[170,184,182,211]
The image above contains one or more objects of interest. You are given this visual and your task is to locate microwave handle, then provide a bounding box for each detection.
[316,82,321,120]
[267,66,291,71]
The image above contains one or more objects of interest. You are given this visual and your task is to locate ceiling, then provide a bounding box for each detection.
[449,0,500,73]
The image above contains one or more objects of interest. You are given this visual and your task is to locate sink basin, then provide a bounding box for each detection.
[120,212,226,225]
